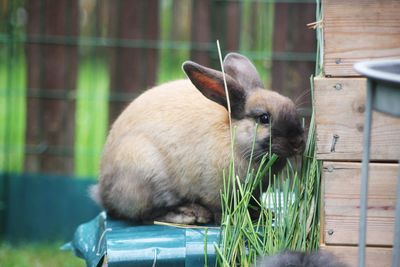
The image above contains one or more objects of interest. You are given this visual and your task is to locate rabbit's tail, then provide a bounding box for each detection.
[88,184,103,207]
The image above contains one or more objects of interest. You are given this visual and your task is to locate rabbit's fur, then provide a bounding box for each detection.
[256,250,348,267]
[91,53,305,224]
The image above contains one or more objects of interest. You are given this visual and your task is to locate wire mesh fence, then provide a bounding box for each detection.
[0,0,316,178]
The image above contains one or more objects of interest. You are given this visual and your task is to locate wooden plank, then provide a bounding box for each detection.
[315,77,400,161]
[108,0,159,125]
[321,245,392,267]
[26,0,78,174]
[323,0,400,76]
[323,161,397,246]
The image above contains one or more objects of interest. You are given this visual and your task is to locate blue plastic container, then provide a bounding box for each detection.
[64,212,221,267]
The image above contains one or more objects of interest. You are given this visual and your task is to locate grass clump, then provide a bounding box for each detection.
[215,78,320,267]
[0,242,85,267]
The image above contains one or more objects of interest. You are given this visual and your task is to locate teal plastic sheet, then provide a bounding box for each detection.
[65,212,221,267]
[2,173,100,242]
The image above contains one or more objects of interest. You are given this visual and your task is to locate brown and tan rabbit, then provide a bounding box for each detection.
[91,53,305,224]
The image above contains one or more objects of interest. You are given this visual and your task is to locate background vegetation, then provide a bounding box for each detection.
[0,243,84,267]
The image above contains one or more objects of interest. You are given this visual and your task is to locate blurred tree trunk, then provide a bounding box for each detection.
[191,0,211,66]
[271,3,316,110]
[225,2,241,52]
[108,0,159,125]
[191,0,240,68]
[25,0,79,174]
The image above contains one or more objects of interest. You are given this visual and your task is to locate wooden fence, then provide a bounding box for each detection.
[0,0,316,177]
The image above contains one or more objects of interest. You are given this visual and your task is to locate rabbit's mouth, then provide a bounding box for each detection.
[262,136,305,159]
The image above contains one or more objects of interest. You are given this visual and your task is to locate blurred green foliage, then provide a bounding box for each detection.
[0,242,85,267]
[0,0,26,173]
[74,59,109,177]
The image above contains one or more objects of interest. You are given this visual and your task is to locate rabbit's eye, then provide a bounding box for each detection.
[258,113,270,124]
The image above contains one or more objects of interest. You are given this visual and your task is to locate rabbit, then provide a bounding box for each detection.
[90,53,305,224]
[256,250,348,267]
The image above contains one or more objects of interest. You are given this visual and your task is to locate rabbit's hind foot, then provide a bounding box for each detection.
[155,203,213,224]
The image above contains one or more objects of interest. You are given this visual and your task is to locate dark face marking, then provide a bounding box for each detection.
[270,108,305,158]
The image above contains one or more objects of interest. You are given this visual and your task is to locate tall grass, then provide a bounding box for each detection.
[215,77,320,266]
[315,0,323,76]
[0,242,85,267]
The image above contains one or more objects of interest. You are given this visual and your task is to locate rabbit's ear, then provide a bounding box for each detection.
[183,61,246,119]
[223,53,263,90]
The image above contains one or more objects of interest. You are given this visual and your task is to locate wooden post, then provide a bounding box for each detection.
[108,0,159,125]
[190,0,212,66]
[271,2,315,106]
[317,1,400,266]
[25,0,78,174]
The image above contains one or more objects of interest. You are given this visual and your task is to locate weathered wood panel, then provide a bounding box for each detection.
[272,2,316,109]
[315,77,400,161]
[321,245,392,267]
[26,0,78,174]
[108,0,159,125]
[323,161,397,246]
[323,0,400,76]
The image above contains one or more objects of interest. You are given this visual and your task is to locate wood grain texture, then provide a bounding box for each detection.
[321,245,392,267]
[315,77,400,161]
[322,161,397,246]
[323,0,400,76]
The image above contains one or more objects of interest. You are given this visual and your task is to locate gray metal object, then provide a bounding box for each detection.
[357,79,373,267]
[354,59,400,267]
[355,60,400,116]
[394,166,400,267]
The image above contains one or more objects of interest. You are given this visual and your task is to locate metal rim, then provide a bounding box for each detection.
[354,59,400,84]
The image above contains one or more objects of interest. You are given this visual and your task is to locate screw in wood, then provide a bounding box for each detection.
[330,134,340,152]
[334,83,342,90]
[327,165,334,173]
